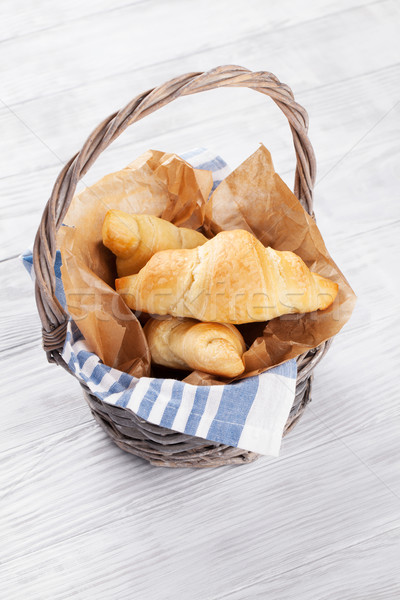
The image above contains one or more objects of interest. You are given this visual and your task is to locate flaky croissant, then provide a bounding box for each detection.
[116,229,339,324]
[144,317,246,377]
[102,210,207,276]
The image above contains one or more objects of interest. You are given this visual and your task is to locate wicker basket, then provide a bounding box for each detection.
[33,65,332,468]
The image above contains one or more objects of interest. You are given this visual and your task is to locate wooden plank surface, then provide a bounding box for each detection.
[1,0,399,598]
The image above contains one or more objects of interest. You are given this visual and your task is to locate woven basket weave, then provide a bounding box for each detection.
[33,65,332,468]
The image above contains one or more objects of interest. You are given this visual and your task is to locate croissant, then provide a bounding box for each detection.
[102,210,207,276]
[144,317,246,377]
[116,229,339,324]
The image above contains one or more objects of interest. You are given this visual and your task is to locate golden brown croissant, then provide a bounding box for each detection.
[116,229,339,324]
[144,317,246,377]
[102,210,207,276]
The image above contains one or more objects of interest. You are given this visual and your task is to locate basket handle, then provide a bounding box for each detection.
[33,64,316,362]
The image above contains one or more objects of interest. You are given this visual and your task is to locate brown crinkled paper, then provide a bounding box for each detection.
[58,145,356,384]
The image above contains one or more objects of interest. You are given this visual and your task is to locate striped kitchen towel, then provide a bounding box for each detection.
[21,148,297,457]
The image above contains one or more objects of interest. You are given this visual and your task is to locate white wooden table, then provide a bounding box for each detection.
[1,1,399,598]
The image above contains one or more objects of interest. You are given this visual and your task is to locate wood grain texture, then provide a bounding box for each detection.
[216,528,400,599]
[1,61,399,259]
[1,432,399,593]
[1,0,399,597]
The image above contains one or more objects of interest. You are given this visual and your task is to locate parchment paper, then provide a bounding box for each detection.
[58,145,356,382]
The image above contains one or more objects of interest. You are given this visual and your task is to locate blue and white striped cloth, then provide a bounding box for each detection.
[21,148,297,456]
